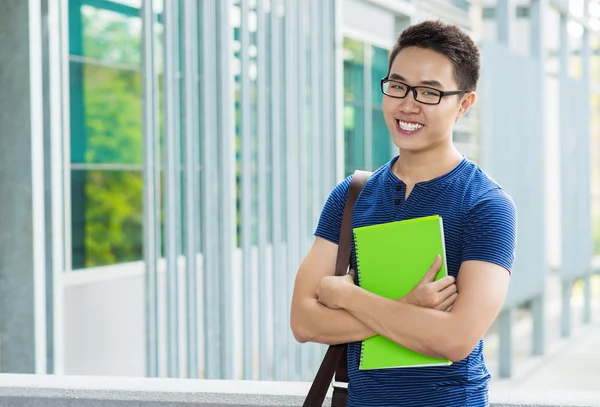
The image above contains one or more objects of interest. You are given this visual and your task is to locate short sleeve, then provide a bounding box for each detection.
[314,175,352,245]
[461,188,517,273]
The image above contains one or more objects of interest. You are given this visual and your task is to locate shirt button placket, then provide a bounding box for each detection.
[393,184,403,220]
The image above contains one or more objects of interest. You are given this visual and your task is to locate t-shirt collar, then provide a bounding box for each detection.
[385,155,469,188]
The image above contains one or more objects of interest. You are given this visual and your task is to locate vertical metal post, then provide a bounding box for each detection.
[42,0,55,374]
[297,0,310,380]
[309,0,322,374]
[531,295,545,355]
[530,0,542,59]
[217,0,236,379]
[559,12,571,338]
[256,0,270,381]
[29,0,48,375]
[163,0,181,378]
[496,0,512,46]
[240,0,255,380]
[584,274,592,323]
[333,0,344,182]
[285,0,300,381]
[529,0,546,356]
[498,308,513,378]
[582,0,592,326]
[562,279,573,337]
[326,0,337,188]
[270,0,286,381]
[182,0,199,379]
[363,44,373,171]
[142,0,160,378]
[200,0,221,379]
[51,0,69,375]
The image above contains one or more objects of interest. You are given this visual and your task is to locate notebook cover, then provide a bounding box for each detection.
[353,215,452,370]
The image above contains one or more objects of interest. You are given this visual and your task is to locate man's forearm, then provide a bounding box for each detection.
[292,298,376,345]
[339,285,460,360]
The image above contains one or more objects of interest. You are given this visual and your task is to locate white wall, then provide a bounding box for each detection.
[61,247,281,379]
[63,263,146,377]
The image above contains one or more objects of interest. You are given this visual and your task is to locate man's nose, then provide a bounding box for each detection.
[399,91,420,112]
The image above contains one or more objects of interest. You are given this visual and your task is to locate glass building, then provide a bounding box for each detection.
[0,0,598,385]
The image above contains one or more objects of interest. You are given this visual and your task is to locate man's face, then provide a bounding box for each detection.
[382,46,473,153]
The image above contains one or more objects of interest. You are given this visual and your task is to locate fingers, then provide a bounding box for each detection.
[437,280,458,299]
[437,292,458,311]
[431,275,456,291]
[347,268,356,280]
[421,254,442,283]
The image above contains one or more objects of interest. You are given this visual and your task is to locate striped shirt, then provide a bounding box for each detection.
[314,155,517,407]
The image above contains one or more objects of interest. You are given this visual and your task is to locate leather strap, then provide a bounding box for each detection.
[302,170,371,407]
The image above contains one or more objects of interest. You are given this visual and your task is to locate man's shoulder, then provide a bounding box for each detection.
[453,161,514,211]
[454,163,516,218]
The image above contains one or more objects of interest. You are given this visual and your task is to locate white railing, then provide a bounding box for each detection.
[0,375,599,407]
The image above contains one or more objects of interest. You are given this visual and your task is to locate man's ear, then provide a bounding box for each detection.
[456,92,476,121]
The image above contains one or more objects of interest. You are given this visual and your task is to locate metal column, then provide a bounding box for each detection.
[216,0,237,380]
[141,0,160,378]
[270,0,286,381]
[240,0,255,380]
[559,12,572,339]
[284,0,300,380]
[582,0,593,325]
[494,0,514,378]
[256,0,270,381]
[182,0,200,379]
[163,0,181,378]
[529,0,546,357]
[200,0,221,379]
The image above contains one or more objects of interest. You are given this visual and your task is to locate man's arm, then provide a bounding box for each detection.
[290,237,376,345]
[291,239,459,345]
[333,260,509,362]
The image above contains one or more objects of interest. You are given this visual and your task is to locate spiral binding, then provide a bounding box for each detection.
[353,230,366,369]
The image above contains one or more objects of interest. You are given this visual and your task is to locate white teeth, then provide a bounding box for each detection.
[398,120,424,132]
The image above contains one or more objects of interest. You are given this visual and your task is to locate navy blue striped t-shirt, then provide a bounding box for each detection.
[314,155,517,407]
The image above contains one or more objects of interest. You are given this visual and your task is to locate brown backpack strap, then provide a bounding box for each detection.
[302,170,371,407]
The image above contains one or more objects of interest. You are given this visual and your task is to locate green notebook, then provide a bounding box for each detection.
[353,215,452,370]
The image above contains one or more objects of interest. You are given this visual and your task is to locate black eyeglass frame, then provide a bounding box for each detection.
[380,77,467,105]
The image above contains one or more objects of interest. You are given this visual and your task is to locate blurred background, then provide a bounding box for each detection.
[1,0,600,395]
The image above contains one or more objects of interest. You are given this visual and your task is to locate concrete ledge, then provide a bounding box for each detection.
[0,374,599,406]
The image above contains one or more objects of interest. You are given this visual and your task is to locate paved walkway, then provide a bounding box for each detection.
[485,273,600,392]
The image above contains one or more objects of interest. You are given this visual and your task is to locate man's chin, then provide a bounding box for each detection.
[392,136,427,153]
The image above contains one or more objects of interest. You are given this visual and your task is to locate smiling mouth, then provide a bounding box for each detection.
[396,119,425,133]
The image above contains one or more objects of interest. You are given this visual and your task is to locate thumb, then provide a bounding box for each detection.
[422,254,442,283]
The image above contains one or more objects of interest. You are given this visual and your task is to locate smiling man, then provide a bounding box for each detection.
[290,20,517,407]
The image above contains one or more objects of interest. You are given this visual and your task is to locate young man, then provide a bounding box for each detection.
[291,20,516,407]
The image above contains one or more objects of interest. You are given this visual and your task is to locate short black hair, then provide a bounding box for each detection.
[388,20,480,92]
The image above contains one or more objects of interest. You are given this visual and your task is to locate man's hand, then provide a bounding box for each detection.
[317,270,356,309]
[400,255,457,311]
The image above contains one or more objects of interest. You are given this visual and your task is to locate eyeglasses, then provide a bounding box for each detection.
[380,77,467,105]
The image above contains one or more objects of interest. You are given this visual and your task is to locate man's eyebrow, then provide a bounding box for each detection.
[389,73,445,88]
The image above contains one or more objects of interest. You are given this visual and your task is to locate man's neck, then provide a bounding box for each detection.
[392,143,463,186]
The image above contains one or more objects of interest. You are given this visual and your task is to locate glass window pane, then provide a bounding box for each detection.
[372,108,391,169]
[344,38,365,175]
[344,105,365,176]
[371,46,389,104]
[70,62,143,165]
[71,170,143,269]
[69,0,146,270]
[78,4,142,66]
[343,38,365,102]
[592,94,600,255]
